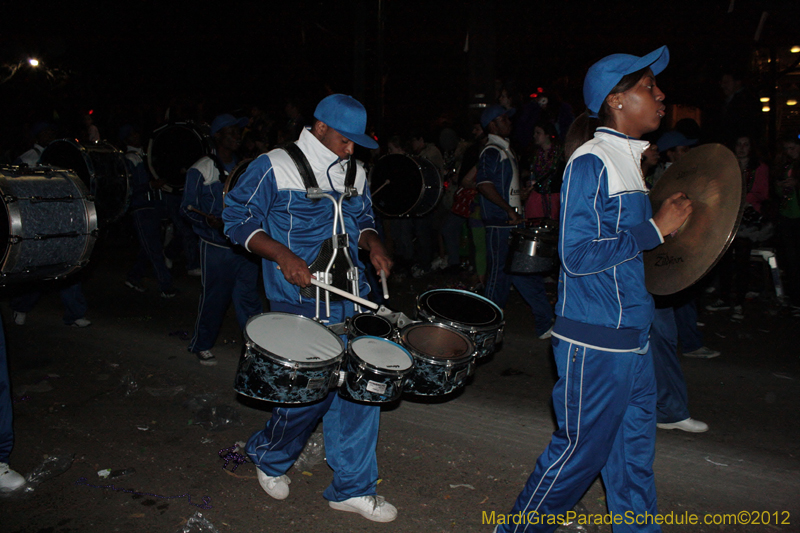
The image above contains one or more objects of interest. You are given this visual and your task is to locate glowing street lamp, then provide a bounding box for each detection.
[28,58,39,67]
[791,46,800,54]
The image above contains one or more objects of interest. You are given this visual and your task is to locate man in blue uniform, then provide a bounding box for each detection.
[477,105,554,339]
[181,114,263,366]
[223,94,396,522]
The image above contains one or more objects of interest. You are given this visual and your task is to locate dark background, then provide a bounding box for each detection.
[1,0,798,151]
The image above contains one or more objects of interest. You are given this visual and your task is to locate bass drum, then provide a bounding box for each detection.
[370,154,442,217]
[147,122,212,193]
[40,139,130,224]
[0,166,97,285]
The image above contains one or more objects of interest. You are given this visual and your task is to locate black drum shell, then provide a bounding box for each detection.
[369,154,442,217]
[505,227,558,274]
[147,122,212,193]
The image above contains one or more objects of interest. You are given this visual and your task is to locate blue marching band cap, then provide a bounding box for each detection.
[656,130,698,152]
[481,105,515,129]
[211,114,249,136]
[584,46,670,118]
[314,94,378,150]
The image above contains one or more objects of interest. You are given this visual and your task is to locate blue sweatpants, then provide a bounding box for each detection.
[246,300,381,502]
[0,317,13,463]
[12,280,88,325]
[500,338,660,533]
[650,308,691,424]
[673,299,703,353]
[128,205,174,292]
[484,226,553,336]
[188,241,263,353]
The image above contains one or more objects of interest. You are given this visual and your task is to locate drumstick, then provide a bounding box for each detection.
[187,205,214,219]
[380,270,389,300]
[371,179,390,196]
[310,278,379,311]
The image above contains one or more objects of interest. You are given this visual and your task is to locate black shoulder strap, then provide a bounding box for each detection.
[282,143,319,191]
[208,153,229,183]
[345,157,357,189]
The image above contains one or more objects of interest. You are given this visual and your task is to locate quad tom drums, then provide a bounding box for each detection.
[398,322,475,396]
[506,219,558,274]
[369,154,442,217]
[40,139,130,224]
[235,313,344,404]
[147,122,212,193]
[0,166,97,285]
[417,289,504,359]
[338,336,414,403]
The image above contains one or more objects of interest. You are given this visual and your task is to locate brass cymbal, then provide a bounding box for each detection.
[644,143,745,295]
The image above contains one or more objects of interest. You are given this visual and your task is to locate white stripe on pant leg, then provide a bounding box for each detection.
[513,345,586,532]
[189,241,208,351]
[250,407,290,466]
[486,229,503,301]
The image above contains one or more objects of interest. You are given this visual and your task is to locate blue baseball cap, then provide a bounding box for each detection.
[584,46,670,117]
[656,130,697,152]
[211,114,248,136]
[313,94,378,149]
[481,105,515,129]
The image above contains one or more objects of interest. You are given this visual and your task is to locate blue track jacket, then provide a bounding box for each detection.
[222,128,377,305]
[553,128,664,351]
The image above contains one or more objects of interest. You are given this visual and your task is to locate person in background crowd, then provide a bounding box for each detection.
[181,114,263,366]
[773,132,800,314]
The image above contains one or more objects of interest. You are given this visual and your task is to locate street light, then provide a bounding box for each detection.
[791,46,800,54]
[28,58,39,67]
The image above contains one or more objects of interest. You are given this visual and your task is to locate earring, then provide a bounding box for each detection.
[617,104,623,109]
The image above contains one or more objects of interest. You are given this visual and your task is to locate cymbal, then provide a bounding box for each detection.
[644,144,744,295]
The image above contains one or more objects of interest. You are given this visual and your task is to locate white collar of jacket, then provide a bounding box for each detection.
[296,127,350,192]
[486,133,510,150]
[576,127,650,196]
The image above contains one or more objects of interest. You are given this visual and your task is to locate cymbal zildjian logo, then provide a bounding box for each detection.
[654,253,685,267]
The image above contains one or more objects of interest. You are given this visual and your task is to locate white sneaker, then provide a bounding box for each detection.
[256,469,290,500]
[13,312,26,326]
[731,305,744,320]
[0,462,26,492]
[195,350,217,366]
[70,318,92,328]
[329,495,397,522]
[187,268,202,277]
[657,418,709,433]
[705,299,730,311]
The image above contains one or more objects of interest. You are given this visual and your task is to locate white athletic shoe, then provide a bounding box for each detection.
[0,462,26,492]
[257,469,290,500]
[329,495,398,522]
[657,418,709,433]
[12,312,26,326]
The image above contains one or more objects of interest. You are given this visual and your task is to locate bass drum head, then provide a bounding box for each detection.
[147,122,211,191]
[244,313,344,366]
[40,140,129,223]
[418,289,503,329]
[222,158,253,207]
[370,154,425,217]
[349,336,413,374]
[40,139,91,187]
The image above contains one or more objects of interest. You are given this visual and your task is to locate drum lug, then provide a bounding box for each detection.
[8,235,21,244]
[3,195,17,204]
[336,370,346,388]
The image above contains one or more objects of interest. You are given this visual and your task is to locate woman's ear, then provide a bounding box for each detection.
[606,93,622,111]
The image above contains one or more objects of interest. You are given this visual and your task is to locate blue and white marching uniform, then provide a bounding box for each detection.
[223,128,382,503]
[181,154,262,354]
[477,133,553,336]
[501,128,665,533]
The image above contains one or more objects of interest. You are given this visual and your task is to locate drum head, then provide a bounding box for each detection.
[350,337,413,371]
[245,313,343,364]
[351,314,393,338]
[40,139,91,187]
[401,323,474,361]
[369,154,425,217]
[418,289,503,327]
[148,123,211,190]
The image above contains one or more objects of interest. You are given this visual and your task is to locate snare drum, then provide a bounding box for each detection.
[235,313,344,404]
[345,313,394,340]
[40,139,131,223]
[369,154,443,217]
[506,220,558,274]
[399,323,475,396]
[147,122,212,193]
[417,289,505,359]
[0,166,97,285]
[338,336,414,403]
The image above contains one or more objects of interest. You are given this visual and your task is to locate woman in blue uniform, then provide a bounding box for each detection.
[497,47,692,533]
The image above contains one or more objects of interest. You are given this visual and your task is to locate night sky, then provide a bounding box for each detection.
[1,0,798,149]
